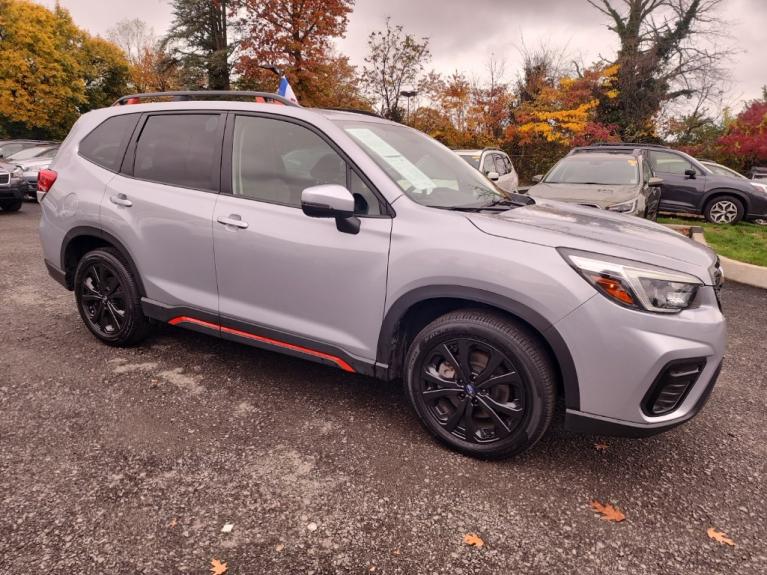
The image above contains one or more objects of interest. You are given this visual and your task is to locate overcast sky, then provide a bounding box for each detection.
[37,0,767,109]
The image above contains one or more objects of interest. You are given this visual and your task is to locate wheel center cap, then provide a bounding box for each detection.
[465,384,477,396]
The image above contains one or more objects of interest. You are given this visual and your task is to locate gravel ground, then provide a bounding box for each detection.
[1,204,765,574]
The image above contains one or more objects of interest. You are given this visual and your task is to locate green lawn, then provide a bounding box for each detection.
[658,217,767,267]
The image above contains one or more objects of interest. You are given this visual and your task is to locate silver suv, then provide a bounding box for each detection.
[39,91,726,459]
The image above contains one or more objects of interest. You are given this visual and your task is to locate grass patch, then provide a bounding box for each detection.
[658,217,767,267]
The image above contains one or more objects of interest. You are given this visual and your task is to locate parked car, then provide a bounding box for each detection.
[7,144,60,200]
[527,150,662,220]
[455,148,519,193]
[0,139,58,159]
[39,91,725,459]
[749,166,767,184]
[0,158,26,212]
[571,144,767,224]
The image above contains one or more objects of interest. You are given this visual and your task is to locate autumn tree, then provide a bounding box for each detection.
[588,0,731,141]
[0,0,129,139]
[235,0,357,106]
[507,63,620,182]
[717,98,767,172]
[164,0,233,89]
[362,18,431,122]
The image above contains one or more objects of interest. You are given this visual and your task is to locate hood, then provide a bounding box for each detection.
[528,182,638,208]
[15,157,53,171]
[467,199,717,278]
[705,172,762,193]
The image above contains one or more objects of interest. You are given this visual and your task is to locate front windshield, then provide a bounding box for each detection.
[545,155,639,185]
[8,146,56,161]
[457,153,481,169]
[335,120,502,208]
[704,163,745,179]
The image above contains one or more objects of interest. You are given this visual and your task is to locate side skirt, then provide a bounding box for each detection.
[141,299,376,376]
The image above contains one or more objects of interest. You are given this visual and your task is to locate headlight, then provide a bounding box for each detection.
[559,249,703,313]
[605,198,638,213]
[11,166,23,179]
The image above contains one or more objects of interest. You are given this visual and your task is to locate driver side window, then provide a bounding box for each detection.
[649,151,695,176]
[482,154,495,174]
[231,115,381,215]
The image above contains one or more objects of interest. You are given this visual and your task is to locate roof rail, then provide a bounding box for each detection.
[588,142,669,149]
[324,107,383,118]
[112,90,300,107]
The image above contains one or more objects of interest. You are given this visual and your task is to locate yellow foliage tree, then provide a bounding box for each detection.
[0,0,129,139]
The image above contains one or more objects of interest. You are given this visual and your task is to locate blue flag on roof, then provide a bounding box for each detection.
[278,75,298,104]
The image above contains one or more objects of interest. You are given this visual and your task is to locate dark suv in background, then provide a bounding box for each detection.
[571,144,767,224]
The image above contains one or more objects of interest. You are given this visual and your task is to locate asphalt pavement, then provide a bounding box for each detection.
[1,204,765,574]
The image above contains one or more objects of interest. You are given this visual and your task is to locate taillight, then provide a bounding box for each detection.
[37,169,57,201]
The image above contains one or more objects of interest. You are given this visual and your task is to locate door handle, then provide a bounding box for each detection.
[110,193,133,207]
[217,214,249,229]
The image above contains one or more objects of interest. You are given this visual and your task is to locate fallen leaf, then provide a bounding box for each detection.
[275,543,285,552]
[594,442,609,452]
[590,500,626,522]
[463,533,485,548]
[210,559,228,575]
[168,518,177,528]
[707,527,735,546]
[221,523,234,534]
[391,548,400,556]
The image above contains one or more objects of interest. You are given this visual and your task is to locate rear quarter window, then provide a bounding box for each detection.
[79,113,140,172]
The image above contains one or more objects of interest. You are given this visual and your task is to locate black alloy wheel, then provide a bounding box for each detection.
[418,338,526,444]
[74,248,150,346]
[405,310,556,459]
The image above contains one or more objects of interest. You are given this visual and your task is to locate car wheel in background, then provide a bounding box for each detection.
[704,196,744,224]
[404,309,556,459]
[0,200,22,212]
[74,248,151,346]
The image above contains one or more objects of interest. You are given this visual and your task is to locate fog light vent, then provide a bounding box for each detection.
[643,359,706,416]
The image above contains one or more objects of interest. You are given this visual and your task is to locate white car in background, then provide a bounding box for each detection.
[7,144,59,200]
[455,148,519,193]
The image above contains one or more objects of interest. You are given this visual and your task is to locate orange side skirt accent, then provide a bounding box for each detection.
[168,316,355,373]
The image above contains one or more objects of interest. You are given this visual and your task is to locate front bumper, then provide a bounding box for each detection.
[0,180,24,201]
[556,285,726,435]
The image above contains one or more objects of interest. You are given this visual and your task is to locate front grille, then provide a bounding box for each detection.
[0,172,9,185]
[642,359,707,416]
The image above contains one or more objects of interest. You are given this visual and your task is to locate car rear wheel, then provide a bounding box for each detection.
[404,310,556,459]
[0,200,22,212]
[74,248,151,346]
[704,196,744,224]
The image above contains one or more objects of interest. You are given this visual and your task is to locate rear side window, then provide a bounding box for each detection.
[133,114,221,191]
[79,114,139,171]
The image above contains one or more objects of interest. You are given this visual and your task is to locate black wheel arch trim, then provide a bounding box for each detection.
[377,285,580,410]
[60,226,146,295]
[701,188,751,212]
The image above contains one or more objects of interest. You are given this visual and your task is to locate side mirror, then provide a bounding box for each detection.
[486,171,500,181]
[684,169,697,179]
[532,174,543,183]
[301,185,359,234]
[648,176,664,187]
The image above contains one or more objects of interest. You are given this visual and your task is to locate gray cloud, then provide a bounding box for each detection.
[36,0,767,107]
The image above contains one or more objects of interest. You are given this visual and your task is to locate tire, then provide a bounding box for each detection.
[0,200,22,212]
[404,309,557,459]
[74,247,151,346]
[704,196,744,224]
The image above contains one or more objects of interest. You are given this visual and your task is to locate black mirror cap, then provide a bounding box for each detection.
[302,201,354,220]
[684,169,697,178]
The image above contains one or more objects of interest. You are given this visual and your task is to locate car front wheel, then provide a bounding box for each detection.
[0,199,22,212]
[705,196,744,224]
[404,310,557,459]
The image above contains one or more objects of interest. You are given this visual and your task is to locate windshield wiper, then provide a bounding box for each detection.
[431,194,535,212]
